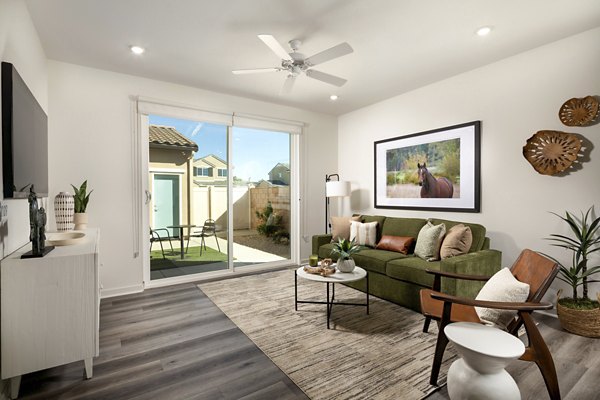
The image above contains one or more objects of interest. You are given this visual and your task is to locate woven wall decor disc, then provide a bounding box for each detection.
[559,96,599,126]
[523,130,582,175]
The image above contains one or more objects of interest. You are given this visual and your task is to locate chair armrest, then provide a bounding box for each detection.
[429,291,553,311]
[312,234,333,256]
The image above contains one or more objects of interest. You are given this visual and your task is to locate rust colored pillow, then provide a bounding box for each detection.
[376,235,415,254]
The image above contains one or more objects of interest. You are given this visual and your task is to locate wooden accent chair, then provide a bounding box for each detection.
[420,249,561,400]
[186,219,220,255]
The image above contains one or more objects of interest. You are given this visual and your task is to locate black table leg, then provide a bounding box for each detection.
[366,272,369,315]
[326,282,331,329]
[179,228,185,259]
[295,270,298,311]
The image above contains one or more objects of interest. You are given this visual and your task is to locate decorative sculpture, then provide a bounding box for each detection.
[22,185,53,258]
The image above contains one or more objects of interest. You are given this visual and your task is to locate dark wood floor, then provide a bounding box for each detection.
[18,282,600,400]
[18,283,308,400]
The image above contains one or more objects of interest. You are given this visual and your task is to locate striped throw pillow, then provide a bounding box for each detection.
[350,221,378,247]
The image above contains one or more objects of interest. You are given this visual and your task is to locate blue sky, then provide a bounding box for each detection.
[149,115,289,181]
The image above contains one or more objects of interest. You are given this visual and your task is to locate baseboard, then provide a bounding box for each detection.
[100,283,144,299]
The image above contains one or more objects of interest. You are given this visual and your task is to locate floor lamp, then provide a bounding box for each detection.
[325,174,351,234]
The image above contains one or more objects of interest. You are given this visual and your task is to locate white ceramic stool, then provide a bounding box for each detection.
[444,322,525,400]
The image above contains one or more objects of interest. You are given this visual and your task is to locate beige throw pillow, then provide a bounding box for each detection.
[331,216,361,241]
[475,268,530,329]
[414,221,446,261]
[350,221,378,247]
[440,224,473,259]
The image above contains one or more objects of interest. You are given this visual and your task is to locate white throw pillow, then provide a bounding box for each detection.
[475,267,530,329]
[350,221,378,247]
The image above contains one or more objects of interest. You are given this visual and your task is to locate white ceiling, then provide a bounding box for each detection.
[24,0,600,115]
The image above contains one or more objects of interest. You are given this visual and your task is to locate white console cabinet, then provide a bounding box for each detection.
[1,229,100,399]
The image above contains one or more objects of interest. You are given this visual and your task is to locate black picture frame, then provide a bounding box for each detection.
[374,121,480,212]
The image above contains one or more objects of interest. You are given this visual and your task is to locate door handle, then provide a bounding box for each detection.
[145,190,152,205]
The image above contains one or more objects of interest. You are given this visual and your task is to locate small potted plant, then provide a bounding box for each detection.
[71,180,93,230]
[546,207,600,337]
[331,238,361,273]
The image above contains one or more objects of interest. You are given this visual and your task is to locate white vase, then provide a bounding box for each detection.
[337,258,356,273]
[54,192,74,231]
[73,212,88,230]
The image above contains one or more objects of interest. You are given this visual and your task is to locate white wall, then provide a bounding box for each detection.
[0,0,47,396]
[338,27,600,296]
[0,0,48,259]
[47,61,337,295]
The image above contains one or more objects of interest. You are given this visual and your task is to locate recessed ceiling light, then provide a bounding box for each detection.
[130,45,145,55]
[330,95,338,101]
[476,26,492,36]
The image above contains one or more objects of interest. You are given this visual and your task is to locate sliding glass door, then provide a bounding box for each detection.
[232,127,291,268]
[148,116,229,280]
[143,111,296,283]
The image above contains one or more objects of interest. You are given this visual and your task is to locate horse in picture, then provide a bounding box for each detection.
[417,163,454,198]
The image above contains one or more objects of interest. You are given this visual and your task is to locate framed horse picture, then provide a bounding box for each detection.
[374,121,480,212]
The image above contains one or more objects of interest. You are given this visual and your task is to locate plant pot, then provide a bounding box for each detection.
[73,212,88,230]
[556,292,600,338]
[337,258,356,273]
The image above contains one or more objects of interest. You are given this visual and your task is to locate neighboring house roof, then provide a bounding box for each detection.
[269,162,290,174]
[194,154,227,168]
[149,125,198,152]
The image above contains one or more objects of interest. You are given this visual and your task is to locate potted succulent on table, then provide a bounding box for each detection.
[71,180,93,231]
[331,238,361,273]
[546,206,600,337]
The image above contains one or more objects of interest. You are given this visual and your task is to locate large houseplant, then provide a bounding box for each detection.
[331,238,361,273]
[71,180,93,230]
[546,207,600,337]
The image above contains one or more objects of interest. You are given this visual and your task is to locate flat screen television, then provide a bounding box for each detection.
[2,61,49,198]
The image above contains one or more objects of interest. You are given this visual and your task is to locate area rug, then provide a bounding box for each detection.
[198,269,456,400]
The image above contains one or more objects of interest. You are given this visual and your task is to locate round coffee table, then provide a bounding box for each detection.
[445,322,526,400]
[295,265,369,329]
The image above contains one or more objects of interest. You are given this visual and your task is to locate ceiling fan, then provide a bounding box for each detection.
[232,34,353,94]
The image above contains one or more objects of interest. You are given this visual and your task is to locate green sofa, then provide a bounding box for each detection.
[312,215,502,312]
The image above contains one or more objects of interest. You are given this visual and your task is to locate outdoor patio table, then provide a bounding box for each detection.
[167,224,196,259]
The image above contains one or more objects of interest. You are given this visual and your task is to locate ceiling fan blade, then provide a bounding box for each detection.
[258,34,292,61]
[280,75,296,95]
[232,68,280,75]
[305,42,353,66]
[305,69,347,87]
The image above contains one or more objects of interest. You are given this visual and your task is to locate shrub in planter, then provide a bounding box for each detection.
[546,207,600,337]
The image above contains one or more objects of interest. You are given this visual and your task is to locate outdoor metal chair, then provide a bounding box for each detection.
[186,219,220,255]
[150,227,174,259]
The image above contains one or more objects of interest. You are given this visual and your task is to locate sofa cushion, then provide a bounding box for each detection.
[331,216,361,241]
[351,248,407,275]
[376,235,415,254]
[381,217,427,239]
[350,221,378,247]
[317,243,336,260]
[414,221,446,261]
[359,215,387,243]
[387,257,440,287]
[440,224,473,259]
[429,218,486,252]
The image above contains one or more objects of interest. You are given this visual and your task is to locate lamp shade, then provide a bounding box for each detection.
[326,180,350,197]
